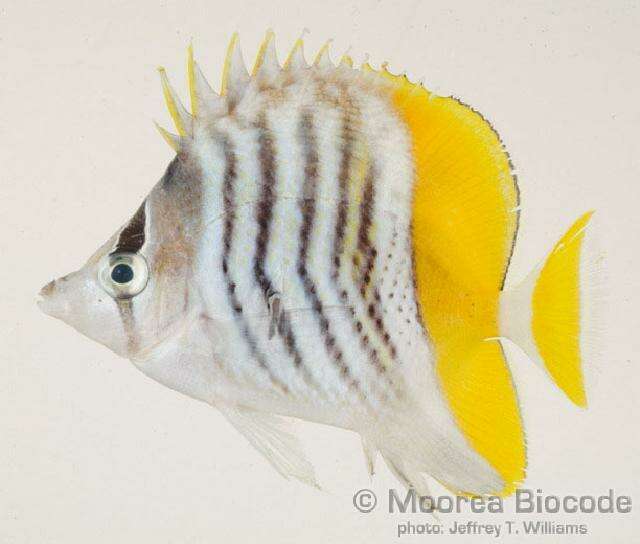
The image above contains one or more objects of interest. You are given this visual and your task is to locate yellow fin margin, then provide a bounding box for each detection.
[313,40,332,66]
[158,67,187,136]
[252,30,275,75]
[187,43,198,118]
[283,38,304,69]
[221,32,239,96]
[340,54,353,67]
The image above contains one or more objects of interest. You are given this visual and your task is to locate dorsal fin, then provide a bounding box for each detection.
[313,40,333,68]
[252,30,280,82]
[187,46,226,119]
[283,37,307,71]
[376,66,519,292]
[156,33,354,143]
[221,33,250,106]
[158,67,192,136]
[154,121,181,152]
[186,43,199,117]
[194,59,226,118]
[339,54,354,68]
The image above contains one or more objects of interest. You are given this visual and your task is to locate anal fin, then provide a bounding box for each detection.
[437,339,526,496]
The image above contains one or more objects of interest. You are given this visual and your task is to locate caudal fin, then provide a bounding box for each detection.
[500,211,597,407]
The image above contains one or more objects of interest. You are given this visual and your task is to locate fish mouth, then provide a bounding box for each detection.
[37,279,67,318]
[39,279,55,296]
[37,280,54,315]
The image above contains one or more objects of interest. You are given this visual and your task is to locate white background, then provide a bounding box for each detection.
[1,1,639,542]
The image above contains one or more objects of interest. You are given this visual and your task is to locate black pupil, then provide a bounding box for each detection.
[111,264,134,284]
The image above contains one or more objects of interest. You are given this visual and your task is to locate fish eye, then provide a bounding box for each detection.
[98,253,148,299]
[111,263,134,284]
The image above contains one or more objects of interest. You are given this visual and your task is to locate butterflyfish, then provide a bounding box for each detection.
[38,32,597,498]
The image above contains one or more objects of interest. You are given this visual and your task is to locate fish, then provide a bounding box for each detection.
[38,31,597,497]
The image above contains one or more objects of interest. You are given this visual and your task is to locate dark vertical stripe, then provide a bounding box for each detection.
[220,136,288,394]
[331,111,351,273]
[253,114,316,387]
[113,200,146,254]
[330,107,389,378]
[297,110,361,395]
[254,114,276,295]
[357,165,376,289]
[355,162,399,362]
[116,299,137,354]
[408,222,426,329]
[112,202,146,351]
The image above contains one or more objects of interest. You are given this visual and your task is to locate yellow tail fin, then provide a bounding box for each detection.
[500,211,595,407]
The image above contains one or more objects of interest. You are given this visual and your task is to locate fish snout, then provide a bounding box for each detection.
[37,277,71,319]
[39,279,56,297]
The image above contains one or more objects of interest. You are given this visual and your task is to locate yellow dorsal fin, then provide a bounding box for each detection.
[381,69,519,292]
[375,67,523,495]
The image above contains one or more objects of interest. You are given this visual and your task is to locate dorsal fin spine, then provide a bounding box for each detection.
[339,54,354,67]
[252,29,277,75]
[159,35,421,149]
[158,67,191,136]
[313,40,333,67]
[187,43,199,118]
[154,121,181,152]
[283,38,306,70]
[221,32,249,100]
